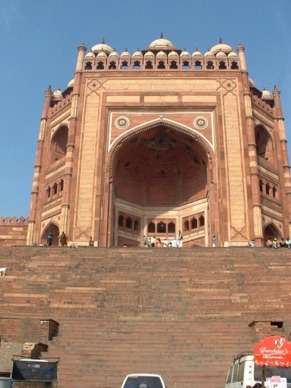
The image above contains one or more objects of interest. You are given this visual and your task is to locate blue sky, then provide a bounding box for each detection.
[0,0,290,217]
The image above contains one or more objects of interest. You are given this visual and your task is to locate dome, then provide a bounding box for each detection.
[216,51,227,58]
[85,51,95,59]
[96,51,107,58]
[248,78,256,88]
[261,88,274,100]
[156,51,167,59]
[67,79,74,88]
[144,51,154,58]
[211,40,233,55]
[204,49,214,57]
[168,51,179,59]
[120,49,130,57]
[180,49,190,58]
[147,34,176,50]
[91,40,113,55]
[52,89,62,100]
[108,50,118,58]
[132,50,142,58]
[228,51,238,58]
[192,49,203,57]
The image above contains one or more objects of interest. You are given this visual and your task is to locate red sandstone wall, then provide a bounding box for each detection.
[0,217,28,247]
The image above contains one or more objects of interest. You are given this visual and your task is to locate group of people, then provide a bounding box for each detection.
[143,231,183,248]
[44,230,67,247]
[266,237,291,249]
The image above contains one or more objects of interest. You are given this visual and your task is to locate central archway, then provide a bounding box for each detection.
[109,123,213,247]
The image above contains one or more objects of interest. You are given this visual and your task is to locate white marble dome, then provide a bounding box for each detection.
[91,41,113,55]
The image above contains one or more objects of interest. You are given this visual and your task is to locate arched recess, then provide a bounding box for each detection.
[50,125,68,163]
[107,121,214,247]
[255,124,274,163]
[41,223,60,246]
[263,223,281,243]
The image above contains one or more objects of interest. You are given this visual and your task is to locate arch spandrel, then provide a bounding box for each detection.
[108,112,215,153]
[108,120,215,180]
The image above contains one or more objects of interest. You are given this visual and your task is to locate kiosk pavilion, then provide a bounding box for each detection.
[27,35,291,248]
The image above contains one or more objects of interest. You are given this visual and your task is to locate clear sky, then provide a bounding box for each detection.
[0,0,290,217]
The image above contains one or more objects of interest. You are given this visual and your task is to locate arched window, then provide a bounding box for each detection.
[157,221,166,233]
[231,61,238,69]
[219,61,227,69]
[199,215,205,227]
[157,61,165,69]
[53,183,57,195]
[96,61,104,70]
[133,61,141,69]
[125,217,132,229]
[170,61,178,69]
[46,186,51,199]
[145,61,153,69]
[134,220,139,231]
[266,183,271,196]
[121,61,129,69]
[109,61,117,69]
[168,222,175,233]
[272,186,277,198]
[206,61,214,69]
[255,125,273,161]
[148,222,155,233]
[191,218,197,229]
[59,179,64,192]
[194,61,202,69]
[118,215,124,227]
[85,62,92,70]
[184,220,189,231]
[182,61,190,69]
[259,180,264,192]
[50,125,68,163]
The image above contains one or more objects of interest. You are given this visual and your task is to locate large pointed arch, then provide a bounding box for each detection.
[105,121,215,247]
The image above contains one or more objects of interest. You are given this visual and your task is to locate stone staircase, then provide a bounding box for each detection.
[0,246,291,387]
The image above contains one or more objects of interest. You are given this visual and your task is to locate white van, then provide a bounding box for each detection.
[121,373,166,388]
[225,352,291,388]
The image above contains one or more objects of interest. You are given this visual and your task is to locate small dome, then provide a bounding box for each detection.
[52,89,62,100]
[132,50,142,58]
[211,40,232,55]
[192,49,203,57]
[168,51,179,59]
[248,78,256,88]
[148,34,176,50]
[67,79,74,88]
[216,51,227,58]
[144,51,154,58]
[120,49,131,57]
[261,88,274,100]
[96,51,107,58]
[108,50,118,58]
[91,40,113,55]
[85,51,95,59]
[228,51,238,58]
[156,51,167,59]
[180,49,190,58]
[204,49,214,57]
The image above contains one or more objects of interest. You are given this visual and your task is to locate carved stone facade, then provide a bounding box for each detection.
[27,36,291,247]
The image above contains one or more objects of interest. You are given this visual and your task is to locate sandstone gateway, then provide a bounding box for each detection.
[26,35,291,248]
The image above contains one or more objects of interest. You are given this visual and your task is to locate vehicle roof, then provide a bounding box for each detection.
[125,373,163,377]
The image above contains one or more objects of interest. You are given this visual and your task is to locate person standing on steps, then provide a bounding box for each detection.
[47,230,53,246]
[60,231,67,247]
[177,230,183,248]
[212,235,216,247]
